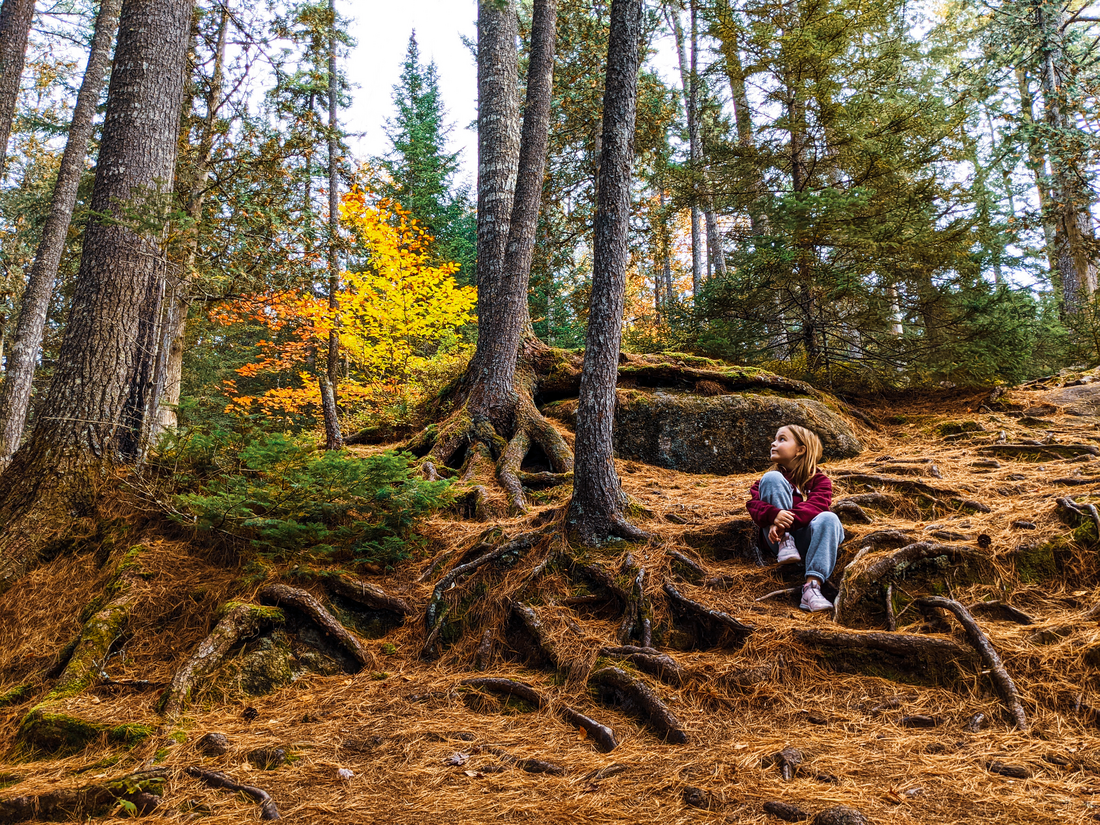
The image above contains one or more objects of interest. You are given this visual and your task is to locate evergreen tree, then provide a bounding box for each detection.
[380,32,474,281]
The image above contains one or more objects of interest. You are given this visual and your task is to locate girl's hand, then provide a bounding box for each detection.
[773,510,795,530]
[768,524,782,545]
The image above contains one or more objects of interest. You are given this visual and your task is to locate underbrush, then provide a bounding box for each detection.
[152,424,452,570]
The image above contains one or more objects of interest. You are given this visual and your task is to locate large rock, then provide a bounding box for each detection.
[544,389,861,475]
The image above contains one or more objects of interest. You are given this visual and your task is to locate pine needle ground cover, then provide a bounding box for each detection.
[2,379,1100,823]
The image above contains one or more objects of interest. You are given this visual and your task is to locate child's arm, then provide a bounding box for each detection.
[746,477,781,526]
[787,474,833,529]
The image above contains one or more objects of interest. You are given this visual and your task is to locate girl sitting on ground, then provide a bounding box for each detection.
[746,424,844,613]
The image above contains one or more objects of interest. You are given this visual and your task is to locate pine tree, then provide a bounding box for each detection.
[380,33,474,281]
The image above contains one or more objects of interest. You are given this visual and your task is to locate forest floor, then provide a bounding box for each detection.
[2,374,1100,824]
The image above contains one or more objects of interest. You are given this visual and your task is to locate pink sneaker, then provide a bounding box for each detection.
[800,581,833,613]
[776,536,801,565]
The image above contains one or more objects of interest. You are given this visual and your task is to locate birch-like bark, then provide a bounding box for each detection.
[323,0,342,449]
[0,0,122,460]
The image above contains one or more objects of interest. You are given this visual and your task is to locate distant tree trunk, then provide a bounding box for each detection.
[1034,1,1097,315]
[149,3,229,442]
[322,0,342,450]
[0,0,34,178]
[0,0,122,461]
[567,0,646,544]
[0,0,193,593]
[667,5,703,295]
[1015,67,1059,278]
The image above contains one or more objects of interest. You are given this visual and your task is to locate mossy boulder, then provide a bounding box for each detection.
[543,389,861,475]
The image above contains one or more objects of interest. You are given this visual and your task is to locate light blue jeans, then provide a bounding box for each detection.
[758,471,843,583]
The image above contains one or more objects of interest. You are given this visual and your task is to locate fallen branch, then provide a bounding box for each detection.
[258,584,370,669]
[161,602,283,719]
[186,768,280,820]
[589,666,688,744]
[755,586,800,603]
[663,582,753,648]
[916,596,1029,731]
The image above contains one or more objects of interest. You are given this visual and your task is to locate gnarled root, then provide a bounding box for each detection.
[599,646,685,686]
[663,582,754,649]
[258,584,371,669]
[161,602,283,719]
[589,666,688,744]
[186,768,280,820]
[324,575,411,618]
[497,396,574,514]
[508,602,564,670]
[792,627,977,685]
[617,554,651,647]
[917,596,1029,731]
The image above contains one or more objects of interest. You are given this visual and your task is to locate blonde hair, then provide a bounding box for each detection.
[777,424,823,491]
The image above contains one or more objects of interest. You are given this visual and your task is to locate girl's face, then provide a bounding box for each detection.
[770,427,805,467]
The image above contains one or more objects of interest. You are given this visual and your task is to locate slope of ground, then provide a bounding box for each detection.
[1,376,1100,824]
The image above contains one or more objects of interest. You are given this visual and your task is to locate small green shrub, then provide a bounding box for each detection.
[164,429,450,568]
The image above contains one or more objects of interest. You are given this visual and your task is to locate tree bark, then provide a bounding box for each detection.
[567,0,644,544]
[323,0,343,449]
[0,0,193,591]
[0,0,34,179]
[0,0,122,461]
[467,0,557,427]
[667,5,703,295]
[149,3,229,441]
[467,0,521,426]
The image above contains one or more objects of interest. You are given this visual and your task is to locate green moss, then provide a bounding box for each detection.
[0,772,20,791]
[1012,541,1060,583]
[48,601,131,700]
[0,684,32,707]
[933,420,983,437]
[19,708,106,754]
[169,730,187,744]
[887,415,909,425]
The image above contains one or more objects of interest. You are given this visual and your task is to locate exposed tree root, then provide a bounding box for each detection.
[161,602,283,719]
[566,559,629,609]
[617,554,651,646]
[978,443,1099,460]
[423,533,540,655]
[509,602,564,670]
[257,584,371,669]
[588,666,688,744]
[832,473,963,502]
[186,767,280,820]
[836,492,897,512]
[662,582,754,649]
[484,745,565,775]
[473,629,494,671]
[459,677,619,752]
[323,575,411,617]
[762,747,803,781]
[668,550,708,583]
[917,596,1029,731]
[599,646,685,686]
[834,541,991,627]
[755,587,801,603]
[966,600,1035,625]
[1057,496,1100,538]
[831,501,872,524]
[792,627,977,684]
[0,769,166,823]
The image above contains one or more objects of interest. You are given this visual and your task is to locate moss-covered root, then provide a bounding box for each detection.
[0,684,32,707]
[0,769,166,823]
[589,666,688,744]
[257,584,372,670]
[49,546,146,701]
[16,707,153,756]
[324,575,411,618]
[161,602,284,719]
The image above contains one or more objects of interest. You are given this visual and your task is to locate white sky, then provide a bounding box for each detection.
[343,2,479,187]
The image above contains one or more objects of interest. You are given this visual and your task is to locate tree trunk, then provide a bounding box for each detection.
[1015,67,1059,279]
[567,0,644,544]
[667,5,703,295]
[149,3,229,441]
[323,0,342,450]
[0,0,34,179]
[0,0,193,592]
[1035,1,1098,314]
[467,0,521,427]
[0,0,122,461]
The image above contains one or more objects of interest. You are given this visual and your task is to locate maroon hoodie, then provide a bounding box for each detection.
[746,468,834,531]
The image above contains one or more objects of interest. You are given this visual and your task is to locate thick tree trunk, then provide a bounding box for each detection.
[0,0,121,461]
[467,0,521,426]
[567,0,644,544]
[0,0,34,178]
[467,0,557,428]
[0,0,193,591]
